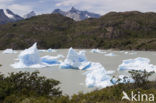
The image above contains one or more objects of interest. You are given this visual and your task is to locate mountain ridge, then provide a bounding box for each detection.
[52,7,101,21]
[23,11,36,19]
[0,9,23,24]
[0,11,155,50]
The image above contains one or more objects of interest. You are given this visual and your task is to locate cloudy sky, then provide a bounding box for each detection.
[0,0,156,16]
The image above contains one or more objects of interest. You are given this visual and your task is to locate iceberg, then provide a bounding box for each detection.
[41,57,60,66]
[124,51,137,55]
[85,63,134,88]
[39,48,56,53]
[85,63,113,88]
[85,62,135,88]
[90,49,106,54]
[60,48,116,88]
[85,66,134,88]
[105,53,116,56]
[11,43,43,68]
[41,55,63,66]
[47,48,56,53]
[60,48,91,70]
[17,43,41,66]
[111,75,134,85]
[3,49,17,54]
[11,43,60,68]
[118,57,156,72]
[39,49,47,52]
[129,52,137,55]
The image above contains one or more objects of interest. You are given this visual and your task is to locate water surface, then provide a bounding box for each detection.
[0,49,156,96]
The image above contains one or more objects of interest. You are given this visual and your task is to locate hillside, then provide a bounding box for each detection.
[0,11,156,50]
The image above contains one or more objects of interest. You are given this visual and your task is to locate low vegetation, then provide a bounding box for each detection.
[0,71,62,103]
[0,70,156,103]
[0,11,156,50]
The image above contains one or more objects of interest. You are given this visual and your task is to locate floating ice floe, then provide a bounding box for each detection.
[111,75,134,84]
[118,57,156,72]
[3,49,17,54]
[84,62,134,88]
[47,48,56,53]
[124,51,137,55]
[105,53,116,56]
[85,63,114,88]
[60,48,91,70]
[39,49,47,52]
[90,49,106,54]
[39,48,56,53]
[79,50,86,53]
[41,56,60,66]
[85,64,134,88]
[11,43,60,68]
[129,52,137,55]
[11,43,43,68]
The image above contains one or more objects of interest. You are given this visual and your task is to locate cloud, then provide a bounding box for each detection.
[8,4,32,16]
[56,0,80,6]
[0,0,155,16]
[0,0,32,16]
[56,0,156,14]
[0,0,13,3]
[0,0,13,8]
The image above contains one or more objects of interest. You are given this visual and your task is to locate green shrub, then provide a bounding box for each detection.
[0,71,62,102]
[129,70,154,88]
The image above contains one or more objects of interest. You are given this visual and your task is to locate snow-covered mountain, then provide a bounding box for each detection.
[0,9,23,24]
[24,11,36,19]
[52,7,100,21]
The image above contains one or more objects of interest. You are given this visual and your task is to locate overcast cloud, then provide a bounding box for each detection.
[0,0,155,16]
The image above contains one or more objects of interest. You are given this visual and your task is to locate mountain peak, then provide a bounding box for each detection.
[0,9,23,24]
[53,9,62,12]
[70,7,79,12]
[53,9,64,14]
[52,7,100,21]
[71,7,76,10]
[3,9,15,19]
[24,11,36,19]
[30,11,35,14]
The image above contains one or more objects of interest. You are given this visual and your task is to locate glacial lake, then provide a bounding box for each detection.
[0,49,156,96]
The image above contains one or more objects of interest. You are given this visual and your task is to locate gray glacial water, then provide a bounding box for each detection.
[0,49,156,96]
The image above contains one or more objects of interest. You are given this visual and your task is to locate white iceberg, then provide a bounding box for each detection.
[85,63,113,88]
[41,56,60,66]
[39,48,56,53]
[124,51,137,55]
[79,50,86,53]
[85,67,134,88]
[39,49,47,52]
[90,49,106,54]
[55,54,64,59]
[118,57,156,72]
[60,48,91,70]
[3,49,17,54]
[105,53,116,56]
[11,43,43,68]
[111,75,134,85]
[41,54,64,66]
[11,43,60,68]
[129,52,137,55]
[47,48,56,53]
[85,62,135,88]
